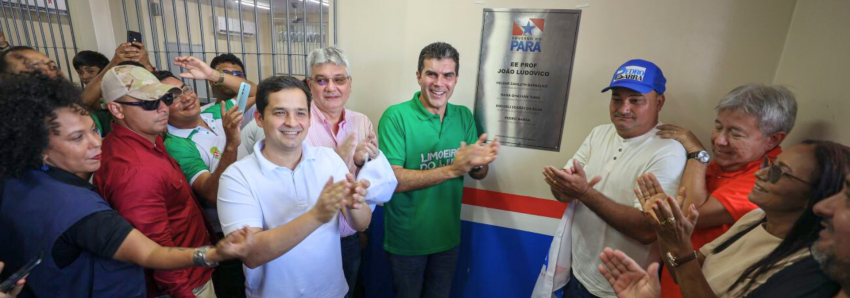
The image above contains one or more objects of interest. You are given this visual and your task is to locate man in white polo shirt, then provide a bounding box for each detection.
[535,59,686,298]
[217,75,374,298]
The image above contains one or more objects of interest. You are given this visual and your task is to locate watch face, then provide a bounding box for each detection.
[698,151,711,163]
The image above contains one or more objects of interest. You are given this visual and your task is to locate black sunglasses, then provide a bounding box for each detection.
[761,156,809,185]
[114,92,176,111]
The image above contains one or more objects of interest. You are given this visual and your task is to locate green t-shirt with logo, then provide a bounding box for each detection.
[378,91,479,256]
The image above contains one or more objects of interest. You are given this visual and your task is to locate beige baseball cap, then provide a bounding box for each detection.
[101,65,181,103]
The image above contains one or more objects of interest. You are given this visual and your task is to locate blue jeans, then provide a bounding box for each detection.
[341,233,362,298]
[386,246,459,298]
[561,270,599,298]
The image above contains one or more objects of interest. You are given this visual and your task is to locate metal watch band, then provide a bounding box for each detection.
[215,70,226,86]
[193,245,219,268]
[667,250,698,267]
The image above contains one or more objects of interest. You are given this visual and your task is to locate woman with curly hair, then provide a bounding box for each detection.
[0,75,255,298]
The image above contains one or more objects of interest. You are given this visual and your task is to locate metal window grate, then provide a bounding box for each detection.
[118,0,335,103]
[0,0,79,83]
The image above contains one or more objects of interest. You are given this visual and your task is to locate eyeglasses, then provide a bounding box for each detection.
[311,76,350,87]
[221,69,245,78]
[761,156,810,185]
[114,92,176,111]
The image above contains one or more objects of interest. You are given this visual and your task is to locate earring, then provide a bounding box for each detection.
[40,163,49,171]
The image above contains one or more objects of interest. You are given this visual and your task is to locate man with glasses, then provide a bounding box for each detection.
[207,53,252,107]
[646,84,796,298]
[153,55,258,298]
[94,65,218,298]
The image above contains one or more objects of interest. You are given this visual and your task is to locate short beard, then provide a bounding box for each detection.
[812,243,850,289]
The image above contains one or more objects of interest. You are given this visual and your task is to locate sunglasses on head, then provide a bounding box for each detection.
[114,92,176,111]
[761,156,809,185]
[311,76,350,87]
[222,70,245,78]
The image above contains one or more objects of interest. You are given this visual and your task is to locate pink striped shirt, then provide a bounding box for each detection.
[305,101,375,237]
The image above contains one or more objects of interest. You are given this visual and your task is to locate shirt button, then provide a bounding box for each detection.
[619,149,622,152]
[613,157,617,160]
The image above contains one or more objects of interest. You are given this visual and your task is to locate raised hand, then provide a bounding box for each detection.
[130,42,154,71]
[344,173,369,209]
[649,190,699,258]
[214,226,255,260]
[335,134,357,165]
[353,132,379,167]
[173,56,215,81]
[656,124,704,153]
[221,103,244,147]
[452,134,499,175]
[113,43,139,64]
[542,160,602,203]
[310,177,350,223]
[598,247,661,298]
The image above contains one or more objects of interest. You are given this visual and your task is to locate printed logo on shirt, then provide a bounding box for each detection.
[210,146,221,159]
[614,66,646,82]
[420,149,457,169]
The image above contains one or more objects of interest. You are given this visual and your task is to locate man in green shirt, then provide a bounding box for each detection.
[155,55,256,298]
[378,42,500,298]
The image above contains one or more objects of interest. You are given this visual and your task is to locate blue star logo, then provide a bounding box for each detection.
[522,21,536,35]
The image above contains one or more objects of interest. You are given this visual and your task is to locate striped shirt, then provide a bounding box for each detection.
[306,102,375,237]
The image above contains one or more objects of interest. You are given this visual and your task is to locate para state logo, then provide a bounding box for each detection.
[511,18,545,52]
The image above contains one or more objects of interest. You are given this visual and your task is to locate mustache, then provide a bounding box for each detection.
[613,112,635,118]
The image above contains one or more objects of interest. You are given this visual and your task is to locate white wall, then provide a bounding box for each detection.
[773,0,850,146]
[337,0,800,201]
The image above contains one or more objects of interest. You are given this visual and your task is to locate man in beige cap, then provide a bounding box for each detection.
[94,65,219,298]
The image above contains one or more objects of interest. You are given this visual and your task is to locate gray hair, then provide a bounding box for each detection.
[307,46,351,77]
[715,84,797,136]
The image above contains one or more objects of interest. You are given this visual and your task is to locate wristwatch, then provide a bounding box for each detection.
[666,250,698,267]
[193,245,219,268]
[687,150,710,164]
[214,70,226,86]
[470,166,484,173]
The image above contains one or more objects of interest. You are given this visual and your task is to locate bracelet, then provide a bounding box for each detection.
[666,250,698,268]
[192,245,219,268]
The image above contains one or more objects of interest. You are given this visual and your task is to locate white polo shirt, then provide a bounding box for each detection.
[217,140,349,298]
[554,124,686,297]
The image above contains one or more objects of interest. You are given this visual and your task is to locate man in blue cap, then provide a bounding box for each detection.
[533,59,686,297]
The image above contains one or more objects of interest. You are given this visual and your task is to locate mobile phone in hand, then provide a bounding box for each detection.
[127,30,142,48]
[236,82,251,115]
[0,253,42,293]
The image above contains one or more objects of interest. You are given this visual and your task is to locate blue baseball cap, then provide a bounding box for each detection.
[601,59,666,94]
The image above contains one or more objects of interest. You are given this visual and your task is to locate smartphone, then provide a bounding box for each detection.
[0,253,43,293]
[127,30,142,47]
[235,82,251,115]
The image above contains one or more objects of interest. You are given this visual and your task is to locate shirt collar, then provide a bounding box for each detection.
[254,140,317,175]
[709,146,782,177]
[44,165,96,191]
[167,114,215,139]
[620,122,663,145]
[311,101,349,130]
[410,91,445,121]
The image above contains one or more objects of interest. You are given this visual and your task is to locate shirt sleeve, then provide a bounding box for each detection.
[638,144,687,210]
[165,136,210,186]
[378,107,406,167]
[218,166,264,236]
[52,210,134,268]
[564,129,594,169]
[104,166,196,298]
[710,174,760,221]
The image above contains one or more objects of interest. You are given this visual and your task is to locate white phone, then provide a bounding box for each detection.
[235,82,251,115]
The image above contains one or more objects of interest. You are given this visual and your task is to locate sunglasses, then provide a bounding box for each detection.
[761,156,810,184]
[222,70,245,78]
[114,92,176,111]
[311,76,350,87]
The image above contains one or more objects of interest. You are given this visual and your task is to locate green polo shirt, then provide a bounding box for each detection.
[378,91,479,255]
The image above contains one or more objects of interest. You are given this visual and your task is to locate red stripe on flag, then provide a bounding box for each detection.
[462,188,567,219]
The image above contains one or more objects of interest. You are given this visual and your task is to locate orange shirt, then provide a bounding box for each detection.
[660,147,781,298]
